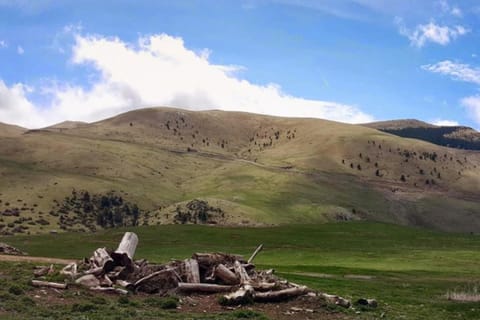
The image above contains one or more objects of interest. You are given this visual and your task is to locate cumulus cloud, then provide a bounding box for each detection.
[461,96,480,126]
[0,40,7,48]
[430,119,459,126]
[17,46,24,55]
[422,60,480,85]
[395,18,468,47]
[0,81,46,127]
[0,32,373,128]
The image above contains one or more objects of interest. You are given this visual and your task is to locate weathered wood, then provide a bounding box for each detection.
[31,280,67,289]
[184,258,200,283]
[60,263,77,278]
[84,266,104,276]
[90,286,128,295]
[253,286,309,302]
[193,253,246,266]
[111,232,138,269]
[247,244,263,264]
[75,274,100,288]
[251,282,278,291]
[33,264,54,277]
[93,247,114,272]
[234,260,250,284]
[222,285,254,305]
[100,274,113,287]
[134,268,179,294]
[214,264,239,285]
[319,293,351,308]
[177,282,233,293]
[115,279,132,288]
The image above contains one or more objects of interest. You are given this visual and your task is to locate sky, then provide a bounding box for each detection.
[1,0,480,129]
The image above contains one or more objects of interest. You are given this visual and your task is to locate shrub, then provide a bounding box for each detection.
[8,285,23,296]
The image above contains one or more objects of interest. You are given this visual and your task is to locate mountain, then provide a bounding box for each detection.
[364,119,480,150]
[0,107,479,234]
[0,122,26,137]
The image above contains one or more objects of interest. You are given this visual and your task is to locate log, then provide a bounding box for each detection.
[193,253,246,266]
[214,264,239,285]
[75,274,100,288]
[184,258,200,283]
[247,244,263,264]
[115,280,132,288]
[319,293,351,308]
[31,280,67,289]
[33,264,54,277]
[93,247,114,272]
[111,232,138,269]
[254,286,309,302]
[133,268,179,294]
[177,282,233,293]
[90,286,128,295]
[234,260,250,284]
[251,282,278,291]
[221,285,254,305]
[84,266,104,276]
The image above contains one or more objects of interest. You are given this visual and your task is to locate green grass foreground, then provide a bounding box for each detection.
[1,221,480,319]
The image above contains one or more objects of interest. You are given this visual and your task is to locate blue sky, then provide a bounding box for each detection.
[1,0,480,129]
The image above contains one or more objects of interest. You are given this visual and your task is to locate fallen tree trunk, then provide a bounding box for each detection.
[254,286,309,302]
[33,264,54,277]
[251,282,278,291]
[177,282,233,293]
[93,248,114,272]
[31,280,67,289]
[184,258,200,283]
[111,232,138,270]
[214,264,239,285]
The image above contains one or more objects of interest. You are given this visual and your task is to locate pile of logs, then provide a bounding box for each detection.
[31,232,352,307]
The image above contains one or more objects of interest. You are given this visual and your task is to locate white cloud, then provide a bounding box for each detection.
[461,96,480,126]
[0,40,7,48]
[421,60,480,85]
[0,80,46,127]
[437,0,462,17]
[395,18,468,47]
[0,32,373,128]
[430,119,459,126]
[17,46,24,55]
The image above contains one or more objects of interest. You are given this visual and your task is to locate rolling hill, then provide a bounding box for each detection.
[365,119,480,150]
[0,107,479,234]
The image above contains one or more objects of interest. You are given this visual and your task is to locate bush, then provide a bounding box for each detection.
[160,297,178,309]
[8,285,23,296]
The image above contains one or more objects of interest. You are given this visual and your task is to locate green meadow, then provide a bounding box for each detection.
[1,221,479,319]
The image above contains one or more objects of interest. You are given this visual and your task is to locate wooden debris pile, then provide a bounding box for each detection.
[31,232,354,308]
[0,242,26,255]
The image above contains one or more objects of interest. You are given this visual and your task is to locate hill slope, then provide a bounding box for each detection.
[365,119,480,150]
[0,107,479,234]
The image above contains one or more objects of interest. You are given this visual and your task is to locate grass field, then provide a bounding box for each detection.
[1,221,479,319]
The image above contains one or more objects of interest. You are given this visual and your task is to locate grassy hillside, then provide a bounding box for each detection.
[365,119,480,150]
[0,107,479,234]
[1,222,480,319]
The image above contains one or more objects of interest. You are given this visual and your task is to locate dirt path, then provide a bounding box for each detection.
[0,254,75,264]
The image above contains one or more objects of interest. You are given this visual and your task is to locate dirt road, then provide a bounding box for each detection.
[0,254,75,264]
